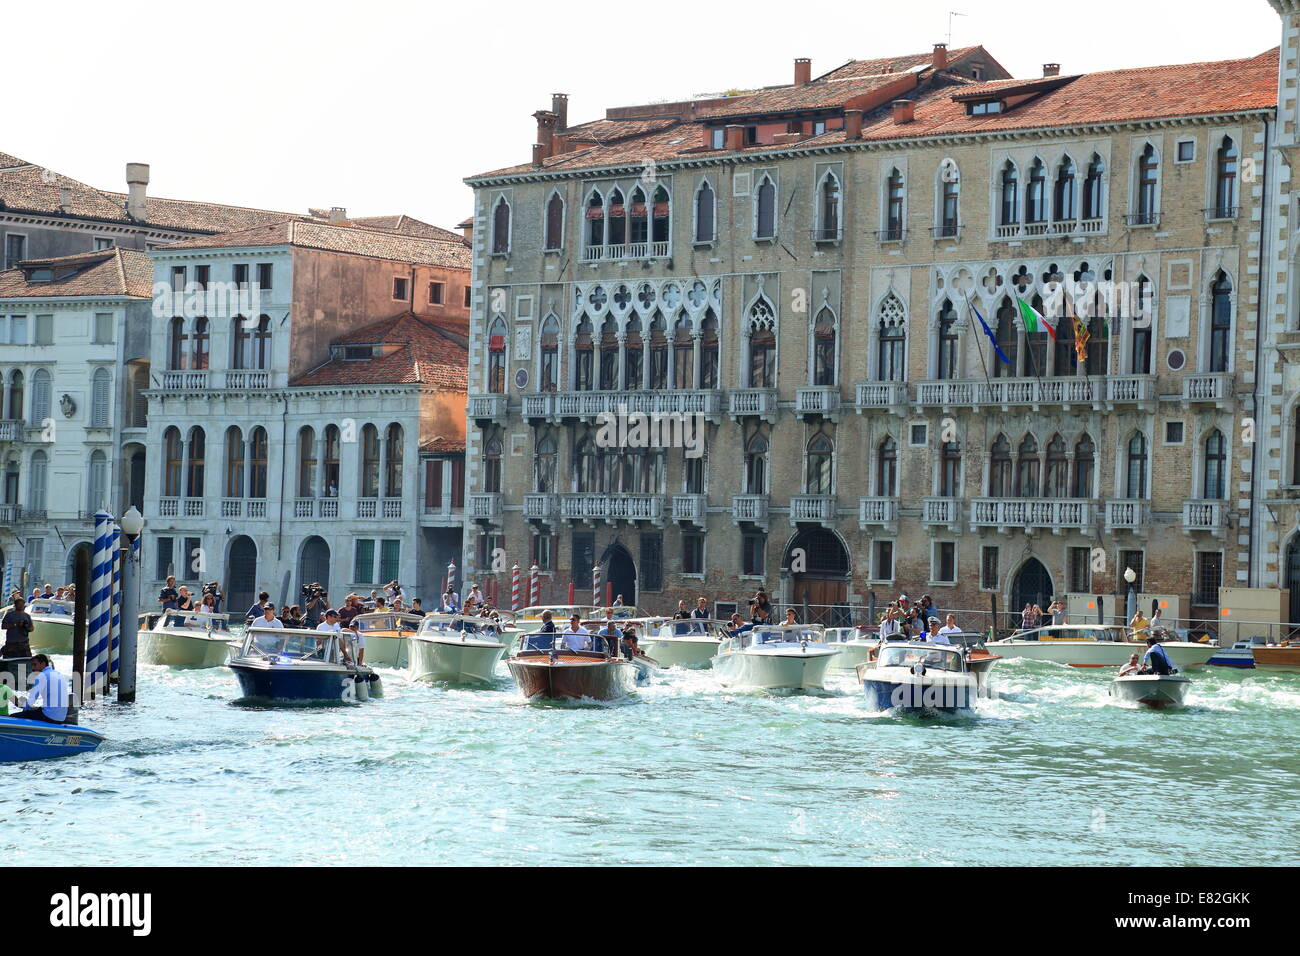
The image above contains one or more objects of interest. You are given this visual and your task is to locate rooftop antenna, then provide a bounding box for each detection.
[947,10,966,47]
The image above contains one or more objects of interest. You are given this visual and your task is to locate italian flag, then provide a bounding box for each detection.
[1017,296,1056,339]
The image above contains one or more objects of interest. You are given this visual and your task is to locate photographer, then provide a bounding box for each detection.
[303,584,326,628]
[176,585,196,612]
[158,575,179,611]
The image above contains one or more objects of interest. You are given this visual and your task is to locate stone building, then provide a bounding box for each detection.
[463,40,1277,625]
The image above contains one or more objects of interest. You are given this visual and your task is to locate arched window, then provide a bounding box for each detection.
[90,367,110,427]
[1044,434,1068,497]
[700,311,719,389]
[939,441,962,497]
[224,426,244,497]
[6,370,22,421]
[192,317,210,370]
[1126,432,1148,498]
[806,431,834,494]
[1083,155,1105,220]
[694,180,716,244]
[600,315,620,390]
[586,191,605,249]
[1209,272,1232,372]
[1203,429,1227,499]
[629,186,649,246]
[487,316,507,393]
[162,426,182,497]
[745,430,768,494]
[877,294,905,381]
[544,192,564,251]
[1053,299,1076,377]
[359,424,379,498]
[1072,434,1095,497]
[1000,161,1019,225]
[608,189,626,246]
[1215,136,1238,218]
[813,307,836,386]
[249,427,268,498]
[877,436,897,496]
[994,298,1018,378]
[322,424,340,497]
[26,450,47,512]
[243,316,272,370]
[297,426,316,497]
[573,316,594,391]
[185,426,205,498]
[989,434,1012,497]
[747,295,777,388]
[652,185,671,245]
[1026,293,1049,376]
[1015,434,1040,497]
[29,368,50,427]
[1130,274,1153,374]
[535,432,557,492]
[1293,416,1300,486]
[492,196,511,254]
[939,162,959,236]
[1026,158,1047,223]
[885,168,905,239]
[87,450,108,512]
[1053,157,1076,221]
[1136,144,1159,223]
[484,433,503,493]
[168,317,187,370]
[575,433,598,492]
[647,312,667,389]
[539,314,560,391]
[2,457,18,506]
[384,423,403,497]
[818,171,841,240]
[936,299,959,379]
[755,175,776,239]
[231,317,249,369]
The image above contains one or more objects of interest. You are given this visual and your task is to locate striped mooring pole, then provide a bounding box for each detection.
[510,564,520,613]
[592,562,603,609]
[86,511,114,699]
[529,564,540,606]
[109,526,122,683]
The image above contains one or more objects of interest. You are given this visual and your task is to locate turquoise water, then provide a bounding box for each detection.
[5,655,1299,866]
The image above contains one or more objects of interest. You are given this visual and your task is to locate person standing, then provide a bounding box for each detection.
[673,600,691,620]
[246,591,270,623]
[256,605,285,629]
[938,613,963,641]
[691,597,710,619]
[158,575,179,611]
[1,597,34,658]
[560,614,591,652]
[1129,607,1151,642]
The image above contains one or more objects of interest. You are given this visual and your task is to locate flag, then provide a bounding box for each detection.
[967,295,1011,364]
[1017,296,1056,339]
[1073,317,1090,366]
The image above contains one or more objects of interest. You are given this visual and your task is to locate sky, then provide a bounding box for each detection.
[2,0,1283,232]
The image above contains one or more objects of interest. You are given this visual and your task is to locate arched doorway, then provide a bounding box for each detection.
[601,542,636,607]
[1011,557,1054,620]
[785,528,851,626]
[299,536,330,597]
[1285,535,1300,631]
[227,536,258,618]
[66,541,93,585]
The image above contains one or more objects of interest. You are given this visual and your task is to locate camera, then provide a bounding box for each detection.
[202,581,220,597]
[302,582,325,599]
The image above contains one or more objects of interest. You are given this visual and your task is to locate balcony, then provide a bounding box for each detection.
[922,497,963,533]
[581,241,670,262]
[469,394,508,425]
[929,224,961,240]
[293,498,315,518]
[320,499,339,518]
[670,493,707,526]
[794,386,841,420]
[160,370,210,390]
[553,389,723,422]
[731,494,770,528]
[224,370,269,389]
[0,420,22,441]
[558,493,664,524]
[1182,373,1234,407]
[521,392,554,420]
[994,218,1103,239]
[1182,499,1229,535]
[728,388,778,422]
[969,497,1095,533]
[855,382,909,412]
[523,493,557,522]
[1105,499,1152,535]
[158,498,205,518]
[858,496,899,532]
[914,375,1146,411]
[810,226,842,244]
[421,495,461,526]
[467,493,502,521]
[789,494,837,527]
[1124,211,1159,227]
[0,504,20,524]
[220,498,242,518]
[248,500,267,519]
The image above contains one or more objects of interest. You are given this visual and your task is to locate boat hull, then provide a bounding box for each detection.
[1252,646,1300,671]
[1206,648,1256,669]
[714,649,837,691]
[506,654,638,701]
[860,669,977,713]
[408,637,506,684]
[988,640,1214,668]
[0,716,104,762]
[1110,674,1190,709]
[230,661,381,703]
[360,635,410,669]
[138,630,230,668]
[29,618,74,655]
[636,638,718,669]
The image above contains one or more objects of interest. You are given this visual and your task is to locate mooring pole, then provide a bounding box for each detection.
[71,545,90,720]
[117,507,144,704]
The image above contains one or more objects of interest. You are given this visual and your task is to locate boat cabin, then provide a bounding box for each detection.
[238,627,347,663]
[656,619,729,639]
[353,612,424,635]
[877,643,968,673]
[417,614,507,639]
[26,599,73,618]
[157,610,230,633]
[1012,625,1129,643]
[725,624,827,651]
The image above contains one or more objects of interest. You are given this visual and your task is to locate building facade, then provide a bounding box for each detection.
[463,41,1276,625]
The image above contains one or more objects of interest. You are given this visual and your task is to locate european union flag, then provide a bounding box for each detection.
[967,295,1011,364]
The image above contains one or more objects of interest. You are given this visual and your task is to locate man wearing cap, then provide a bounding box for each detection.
[561,614,591,652]
[256,604,284,629]
[925,618,952,645]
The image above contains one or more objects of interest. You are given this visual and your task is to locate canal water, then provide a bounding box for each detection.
[5,656,1298,866]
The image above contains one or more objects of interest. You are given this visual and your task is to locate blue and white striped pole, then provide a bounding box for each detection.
[109,526,122,684]
[87,511,114,699]
[2,563,12,603]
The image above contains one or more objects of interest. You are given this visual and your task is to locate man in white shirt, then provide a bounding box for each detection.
[937,613,963,642]
[316,609,342,634]
[561,614,591,652]
[12,654,70,723]
[256,605,285,629]
[926,618,952,645]
[467,583,483,605]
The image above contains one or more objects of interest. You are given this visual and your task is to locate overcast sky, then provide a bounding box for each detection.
[4,0,1282,232]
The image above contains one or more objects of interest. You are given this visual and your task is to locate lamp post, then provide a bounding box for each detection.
[118,506,143,704]
[1124,566,1137,626]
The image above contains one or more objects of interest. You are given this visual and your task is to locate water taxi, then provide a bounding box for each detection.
[713,624,838,692]
[228,626,382,703]
[137,609,233,667]
[351,611,424,668]
[1206,639,1258,669]
[515,605,597,634]
[858,641,984,714]
[1251,639,1300,671]
[988,624,1215,668]
[408,614,511,684]
[638,618,728,669]
[1109,672,1191,709]
[506,630,639,701]
[0,599,76,655]
[824,626,878,673]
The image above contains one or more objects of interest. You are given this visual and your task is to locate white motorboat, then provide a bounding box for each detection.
[351,612,424,668]
[408,614,511,684]
[824,626,878,672]
[988,624,1214,668]
[713,624,838,692]
[0,599,75,654]
[858,642,984,714]
[138,609,233,667]
[637,618,728,668]
[1110,673,1191,709]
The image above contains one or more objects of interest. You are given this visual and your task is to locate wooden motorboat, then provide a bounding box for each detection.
[1252,640,1300,671]
[1110,673,1191,709]
[506,631,638,701]
[351,612,424,668]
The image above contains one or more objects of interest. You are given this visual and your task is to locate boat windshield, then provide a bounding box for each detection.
[879,645,964,672]
[661,620,723,638]
[29,600,72,616]
[450,618,499,637]
[356,615,398,632]
[164,611,228,632]
[752,627,822,645]
[244,631,336,661]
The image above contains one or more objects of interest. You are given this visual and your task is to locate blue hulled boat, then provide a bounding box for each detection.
[229,627,383,704]
[858,641,991,714]
[0,716,104,762]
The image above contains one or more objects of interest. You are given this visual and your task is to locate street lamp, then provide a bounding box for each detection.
[118,506,143,703]
[1123,566,1137,625]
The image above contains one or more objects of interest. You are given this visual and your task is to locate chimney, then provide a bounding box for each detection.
[532,143,546,167]
[125,162,149,220]
[552,133,570,155]
[794,57,812,86]
[329,206,347,224]
[1042,62,1060,77]
[460,219,474,241]
[724,124,745,150]
[844,109,863,140]
[551,93,569,131]
[932,43,948,70]
[533,109,557,159]
[891,99,915,124]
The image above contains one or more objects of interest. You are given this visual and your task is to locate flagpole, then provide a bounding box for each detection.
[964,292,996,402]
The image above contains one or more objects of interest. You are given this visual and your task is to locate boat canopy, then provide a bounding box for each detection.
[1013,625,1127,644]
[27,599,74,617]
[354,612,423,632]
[751,625,826,645]
[161,610,230,631]
[417,614,505,637]
[240,627,343,663]
[657,619,728,638]
[878,643,966,672]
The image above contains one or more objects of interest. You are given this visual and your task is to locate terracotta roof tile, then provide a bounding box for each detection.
[819,46,987,81]
[420,436,467,454]
[695,71,919,121]
[290,312,468,389]
[0,248,152,299]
